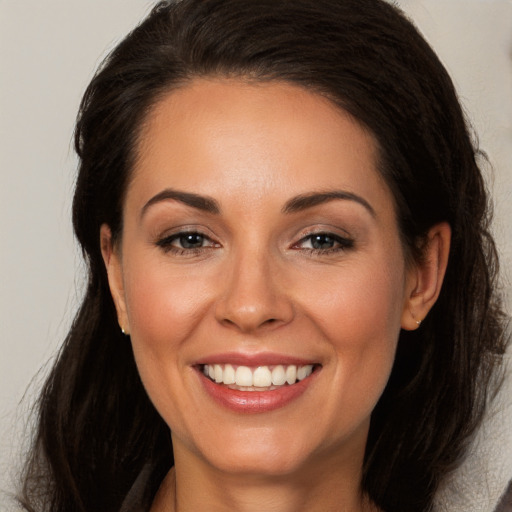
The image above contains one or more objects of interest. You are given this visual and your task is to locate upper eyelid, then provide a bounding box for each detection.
[155,225,217,241]
[157,231,217,244]
[292,225,353,241]
[298,228,351,237]
[295,232,353,246]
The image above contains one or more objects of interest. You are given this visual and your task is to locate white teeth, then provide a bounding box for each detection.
[223,364,235,385]
[297,365,313,381]
[203,363,314,388]
[235,366,253,386]
[286,365,297,385]
[253,367,272,387]
[271,365,286,386]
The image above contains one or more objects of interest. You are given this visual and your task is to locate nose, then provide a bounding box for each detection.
[214,248,294,333]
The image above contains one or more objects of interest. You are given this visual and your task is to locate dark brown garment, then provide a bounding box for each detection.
[496,481,512,512]
[119,465,154,512]
[119,468,512,512]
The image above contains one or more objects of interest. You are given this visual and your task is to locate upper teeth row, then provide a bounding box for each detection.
[203,364,314,387]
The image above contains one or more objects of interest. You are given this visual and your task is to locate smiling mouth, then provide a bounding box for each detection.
[201,364,316,391]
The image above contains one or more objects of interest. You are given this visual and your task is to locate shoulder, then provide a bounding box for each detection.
[495,482,512,512]
[434,341,512,512]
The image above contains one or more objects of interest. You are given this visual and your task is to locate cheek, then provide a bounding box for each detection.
[120,255,215,408]
[120,258,213,427]
[298,257,406,420]
[302,256,405,343]
[124,257,213,347]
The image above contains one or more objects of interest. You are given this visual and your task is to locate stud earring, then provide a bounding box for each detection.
[411,312,422,328]
[121,326,129,336]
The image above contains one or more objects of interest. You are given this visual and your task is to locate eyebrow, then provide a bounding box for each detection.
[140,189,221,218]
[140,188,375,219]
[282,190,376,217]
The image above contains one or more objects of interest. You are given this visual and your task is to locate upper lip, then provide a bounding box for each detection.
[194,352,319,367]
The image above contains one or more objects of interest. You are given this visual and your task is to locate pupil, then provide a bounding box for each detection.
[312,234,334,249]
[180,233,203,248]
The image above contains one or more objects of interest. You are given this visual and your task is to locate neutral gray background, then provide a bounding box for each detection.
[1,0,511,508]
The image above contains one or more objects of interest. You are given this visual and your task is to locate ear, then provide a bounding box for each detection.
[100,224,130,335]
[401,222,451,330]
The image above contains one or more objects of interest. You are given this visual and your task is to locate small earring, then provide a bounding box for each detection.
[411,312,422,328]
[121,326,129,336]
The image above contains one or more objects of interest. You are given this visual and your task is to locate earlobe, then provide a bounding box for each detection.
[401,222,451,331]
[100,224,130,335]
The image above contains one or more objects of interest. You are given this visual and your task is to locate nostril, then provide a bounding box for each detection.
[221,316,278,331]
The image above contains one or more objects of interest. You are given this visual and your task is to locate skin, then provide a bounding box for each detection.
[101,79,450,512]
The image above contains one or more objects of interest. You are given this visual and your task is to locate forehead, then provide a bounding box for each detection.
[130,78,393,215]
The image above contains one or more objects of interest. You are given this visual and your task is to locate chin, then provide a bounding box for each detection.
[187,420,359,479]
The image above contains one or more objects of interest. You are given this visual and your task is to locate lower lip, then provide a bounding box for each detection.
[198,369,318,413]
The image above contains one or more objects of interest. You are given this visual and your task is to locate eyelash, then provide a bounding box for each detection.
[156,231,219,255]
[155,231,354,256]
[293,232,354,255]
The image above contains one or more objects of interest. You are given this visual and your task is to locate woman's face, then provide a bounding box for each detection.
[104,79,419,477]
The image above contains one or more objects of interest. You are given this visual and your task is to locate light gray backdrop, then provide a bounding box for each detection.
[1,0,511,509]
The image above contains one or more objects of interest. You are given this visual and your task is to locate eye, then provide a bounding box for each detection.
[305,234,338,250]
[174,233,208,249]
[295,232,354,253]
[156,231,219,253]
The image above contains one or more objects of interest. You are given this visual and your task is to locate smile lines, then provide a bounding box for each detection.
[202,364,315,390]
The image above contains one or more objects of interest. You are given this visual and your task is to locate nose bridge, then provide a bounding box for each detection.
[215,242,293,332]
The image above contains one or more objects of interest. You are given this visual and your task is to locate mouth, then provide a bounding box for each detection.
[196,359,321,413]
[200,363,316,391]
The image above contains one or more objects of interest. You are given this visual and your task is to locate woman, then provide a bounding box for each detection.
[18,0,509,511]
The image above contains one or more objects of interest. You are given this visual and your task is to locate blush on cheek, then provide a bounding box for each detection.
[125,265,211,341]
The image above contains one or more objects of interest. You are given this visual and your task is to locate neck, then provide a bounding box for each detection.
[151,440,379,512]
